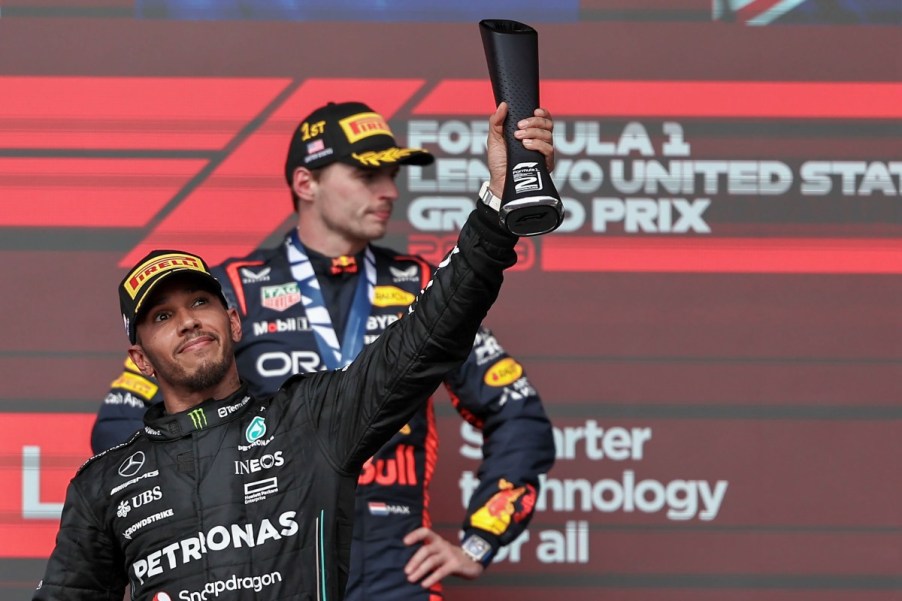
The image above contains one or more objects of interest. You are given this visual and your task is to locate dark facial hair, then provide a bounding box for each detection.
[142,331,233,394]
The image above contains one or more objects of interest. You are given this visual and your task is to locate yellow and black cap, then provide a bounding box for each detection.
[119,250,228,344]
[284,101,434,183]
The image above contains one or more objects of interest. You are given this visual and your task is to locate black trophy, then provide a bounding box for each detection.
[479,19,563,236]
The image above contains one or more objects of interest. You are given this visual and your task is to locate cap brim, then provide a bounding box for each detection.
[341,147,435,169]
[133,269,227,326]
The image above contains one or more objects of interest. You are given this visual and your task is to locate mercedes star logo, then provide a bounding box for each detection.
[118,451,146,477]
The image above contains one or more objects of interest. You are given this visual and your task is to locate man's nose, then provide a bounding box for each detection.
[383,184,399,202]
[176,310,202,335]
[379,174,399,200]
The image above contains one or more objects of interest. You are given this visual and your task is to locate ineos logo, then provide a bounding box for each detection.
[118,451,146,477]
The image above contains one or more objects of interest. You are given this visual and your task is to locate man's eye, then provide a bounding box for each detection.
[193,297,209,307]
[153,312,170,323]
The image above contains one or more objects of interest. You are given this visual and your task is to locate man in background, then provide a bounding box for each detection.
[92,100,556,598]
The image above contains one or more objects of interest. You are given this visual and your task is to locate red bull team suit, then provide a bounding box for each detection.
[92,227,555,599]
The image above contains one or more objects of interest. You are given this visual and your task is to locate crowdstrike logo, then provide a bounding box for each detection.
[123,508,174,540]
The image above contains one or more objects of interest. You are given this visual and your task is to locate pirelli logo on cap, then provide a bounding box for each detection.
[339,112,392,144]
[124,253,206,299]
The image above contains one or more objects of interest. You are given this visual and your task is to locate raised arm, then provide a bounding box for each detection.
[297,103,556,473]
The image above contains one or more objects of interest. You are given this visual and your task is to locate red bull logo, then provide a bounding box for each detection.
[469,479,534,535]
[358,444,417,487]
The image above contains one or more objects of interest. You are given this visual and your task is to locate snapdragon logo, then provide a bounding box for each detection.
[130,511,298,585]
[174,571,283,600]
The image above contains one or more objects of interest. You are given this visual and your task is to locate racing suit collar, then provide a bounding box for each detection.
[142,384,253,441]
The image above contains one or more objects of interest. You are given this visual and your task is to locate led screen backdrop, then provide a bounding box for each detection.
[0,2,899,599]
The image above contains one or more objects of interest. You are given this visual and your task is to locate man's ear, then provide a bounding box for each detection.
[292,167,317,203]
[128,345,154,377]
[228,308,242,343]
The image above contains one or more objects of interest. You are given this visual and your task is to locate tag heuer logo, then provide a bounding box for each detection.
[246,416,267,443]
[261,283,302,312]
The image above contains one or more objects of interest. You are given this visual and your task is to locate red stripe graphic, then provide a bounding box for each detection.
[445,589,900,601]
[413,80,902,119]
[0,77,291,150]
[1,77,895,274]
[120,78,426,266]
[0,157,206,227]
[541,237,902,273]
[0,77,291,229]
[0,413,94,558]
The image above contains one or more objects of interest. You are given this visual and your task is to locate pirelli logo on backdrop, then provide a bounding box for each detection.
[124,254,206,299]
[340,112,392,143]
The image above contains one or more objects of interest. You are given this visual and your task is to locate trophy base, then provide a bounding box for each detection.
[500,197,564,236]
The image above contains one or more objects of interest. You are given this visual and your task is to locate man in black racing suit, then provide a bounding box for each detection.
[88,101,556,598]
[35,192,526,599]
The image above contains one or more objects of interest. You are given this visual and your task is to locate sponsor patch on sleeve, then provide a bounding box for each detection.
[469,479,528,536]
[483,358,524,388]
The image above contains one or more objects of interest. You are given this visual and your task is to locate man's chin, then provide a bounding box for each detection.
[362,224,389,241]
[174,355,230,392]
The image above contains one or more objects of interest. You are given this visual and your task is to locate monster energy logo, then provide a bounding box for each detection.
[188,408,207,430]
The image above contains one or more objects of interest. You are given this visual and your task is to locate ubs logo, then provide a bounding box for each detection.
[119,451,146,477]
